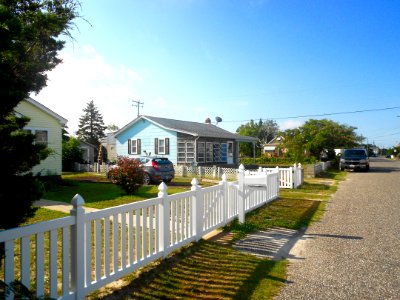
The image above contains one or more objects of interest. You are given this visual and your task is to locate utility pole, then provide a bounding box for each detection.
[131,100,144,117]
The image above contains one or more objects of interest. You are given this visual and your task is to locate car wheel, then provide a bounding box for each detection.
[143,173,151,185]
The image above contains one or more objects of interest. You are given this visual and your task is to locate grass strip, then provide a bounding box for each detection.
[87,240,288,300]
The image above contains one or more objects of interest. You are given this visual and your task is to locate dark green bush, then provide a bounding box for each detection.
[239,155,318,167]
[0,174,42,229]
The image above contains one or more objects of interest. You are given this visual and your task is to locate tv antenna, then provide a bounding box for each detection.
[131,100,144,116]
[215,116,222,125]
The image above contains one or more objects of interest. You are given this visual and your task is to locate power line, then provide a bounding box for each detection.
[224,106,400,122]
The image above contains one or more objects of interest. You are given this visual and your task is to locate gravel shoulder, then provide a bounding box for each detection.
[274,158,400,300]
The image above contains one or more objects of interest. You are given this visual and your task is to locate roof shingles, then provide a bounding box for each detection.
[116,115,258,142]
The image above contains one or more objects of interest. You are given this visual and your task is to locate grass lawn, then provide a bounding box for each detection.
[28,169,345,299]
[43,173,216,209]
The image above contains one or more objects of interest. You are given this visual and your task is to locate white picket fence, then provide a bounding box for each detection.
[0,165,279,300]
[74,162,304,189]
[176,163,304,189]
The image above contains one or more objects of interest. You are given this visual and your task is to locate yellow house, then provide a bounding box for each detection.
[14,97,67,176]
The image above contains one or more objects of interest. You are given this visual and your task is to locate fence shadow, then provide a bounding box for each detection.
[92,240,287,300]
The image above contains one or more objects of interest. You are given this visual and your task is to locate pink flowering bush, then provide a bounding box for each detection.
[107,156,145,194]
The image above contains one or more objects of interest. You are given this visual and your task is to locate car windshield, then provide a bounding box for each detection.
[344,150,367,158]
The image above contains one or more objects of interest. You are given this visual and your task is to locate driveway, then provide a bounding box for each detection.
[274,157,400,299]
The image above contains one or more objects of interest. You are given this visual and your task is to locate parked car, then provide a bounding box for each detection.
[107,156,175,185]
[339,148,370,171]
[135,156,175,185]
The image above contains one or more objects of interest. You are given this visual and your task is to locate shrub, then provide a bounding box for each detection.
[107,157,144,194]
[0,174,43,230]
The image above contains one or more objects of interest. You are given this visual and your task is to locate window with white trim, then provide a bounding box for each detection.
[132,140,138,154]
[206,142,213,162]
[197,142,205,163]
[178,140,195,163]
[154,138,170,155]
[128,138,141,154]
[26,129,48,146]
[158,139,165,154]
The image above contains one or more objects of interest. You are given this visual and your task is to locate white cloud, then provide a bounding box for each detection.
[33,45,142,135]
[279,119,304,130]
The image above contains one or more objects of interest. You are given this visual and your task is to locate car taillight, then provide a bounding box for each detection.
[151,160,160,170]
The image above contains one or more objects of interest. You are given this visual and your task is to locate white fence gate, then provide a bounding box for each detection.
[0,165,279,300]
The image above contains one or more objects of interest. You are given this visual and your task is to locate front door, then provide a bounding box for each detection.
[227,141,234,164]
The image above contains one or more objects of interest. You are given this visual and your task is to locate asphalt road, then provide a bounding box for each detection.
[274,157,400,300]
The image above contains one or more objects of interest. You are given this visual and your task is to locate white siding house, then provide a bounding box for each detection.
[14,97,67,176]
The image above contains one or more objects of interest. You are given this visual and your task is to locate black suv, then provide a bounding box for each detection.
[339,149,370,171]
[135,156,175,185]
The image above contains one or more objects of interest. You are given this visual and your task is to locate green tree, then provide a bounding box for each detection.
[76,100,107,148]
[106,124,119,132]
[0,0,80,231]
[281,119,364,161]
[236,119,279,157]
[62,136,83,171]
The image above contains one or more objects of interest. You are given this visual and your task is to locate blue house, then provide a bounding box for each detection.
[114,115,257,166]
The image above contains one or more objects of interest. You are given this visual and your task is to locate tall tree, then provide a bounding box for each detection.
[0,0,80,230]
[76,100,107,148]
[236,119,279,156]
[258,119,279,144]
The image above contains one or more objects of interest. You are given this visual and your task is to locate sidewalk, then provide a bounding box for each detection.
[33,199,99,213]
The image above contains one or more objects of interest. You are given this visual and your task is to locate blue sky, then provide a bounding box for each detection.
[34,0,400,148]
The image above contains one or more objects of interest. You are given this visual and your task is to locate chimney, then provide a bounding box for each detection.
[205,117,211,124]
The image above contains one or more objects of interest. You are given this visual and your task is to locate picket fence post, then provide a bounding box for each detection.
[191,178,203,241]
[298,163,303,186]
[219,173,228,225]
[237,164,245,224]
[70,194,86,300]
[158,182,170,257]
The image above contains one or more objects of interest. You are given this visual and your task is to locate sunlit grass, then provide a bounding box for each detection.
[43,174,215,209]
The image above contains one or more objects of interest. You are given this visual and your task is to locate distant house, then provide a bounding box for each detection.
[263,136,285,157]
[14,97,67,176]
[79,140,97,164]
[100,132,117,163]
[114,115,258,166]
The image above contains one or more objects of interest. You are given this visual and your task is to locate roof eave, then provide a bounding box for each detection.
[27,97,68,125]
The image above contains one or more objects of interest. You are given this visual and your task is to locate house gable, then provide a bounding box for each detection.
[14,98,67,175]
[116,118,178,164]
[79,140,97,164]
